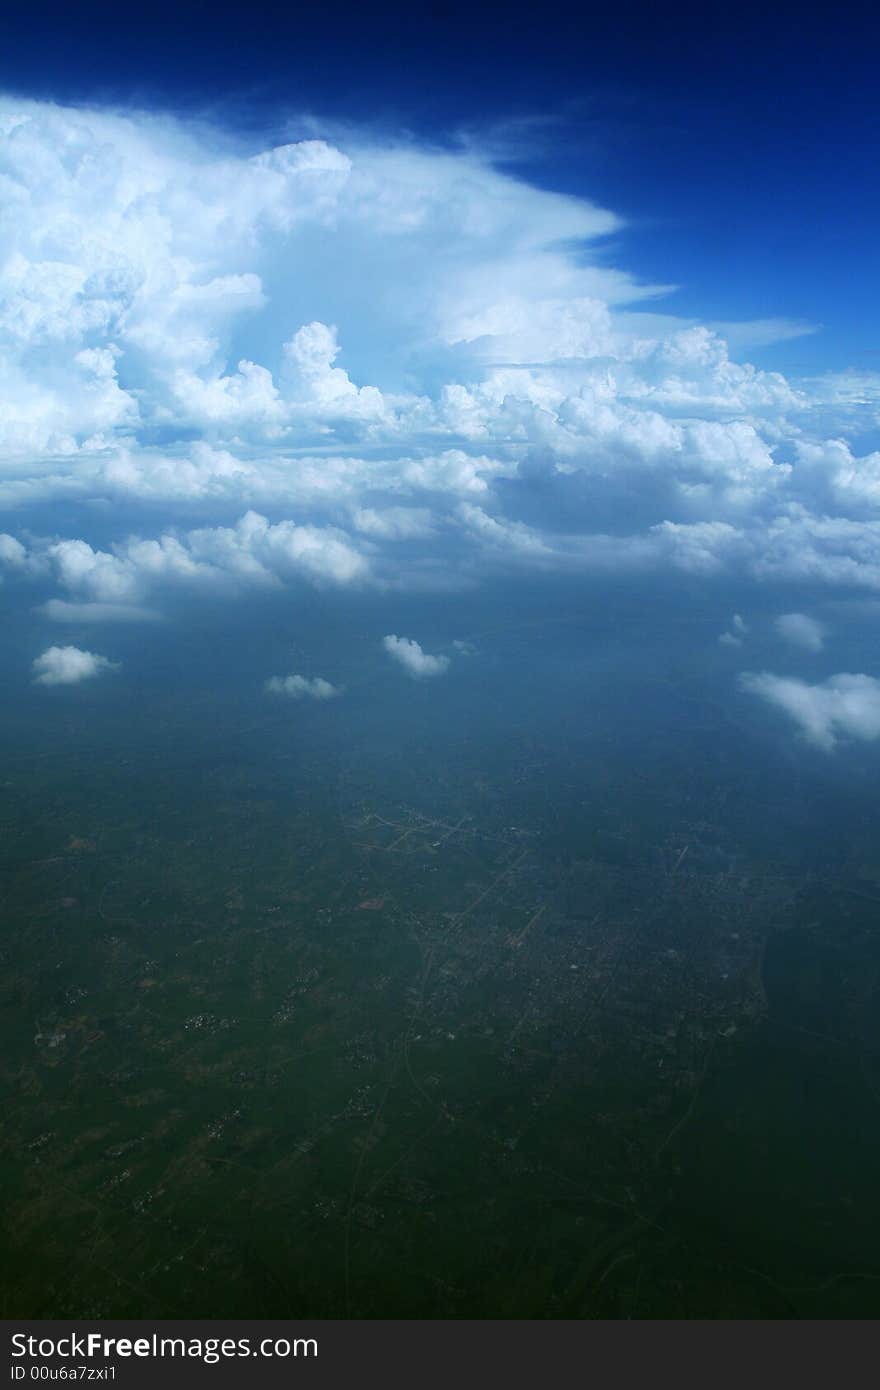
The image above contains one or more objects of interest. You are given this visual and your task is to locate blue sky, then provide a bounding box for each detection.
[2,1,880,751]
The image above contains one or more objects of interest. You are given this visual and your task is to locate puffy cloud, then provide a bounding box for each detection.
[740,672,880,751]
[281,322,387,419]
[265,674,341,699]
[2,95,880,634]
[400,451,509,497]
[48,538,146,603]
[182,512,369,588]
[382,634,450,678]
[650,521,747,576]
[0,533,27,568]
[0,97,626,465]
[9,512,370,608]
[748,513,880,591]
[775,612,825,652]
[32,644,118,686]
[169,360,284,430]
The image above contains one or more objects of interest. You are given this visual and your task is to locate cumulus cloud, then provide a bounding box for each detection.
[0,534,27,568]
[775,612,825,652]
[382,634,450,678]
[265,674,341,699]
[740,672,880,751]
[32,645,119,686]
[1,96,880,633]
[5,512,370,610]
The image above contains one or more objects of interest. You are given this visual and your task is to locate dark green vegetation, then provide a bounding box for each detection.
[2,586,880,1317]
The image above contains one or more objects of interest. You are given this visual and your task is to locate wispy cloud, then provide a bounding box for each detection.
[718,613,748,647]
[39,599,160,624]
[775,612,824,652]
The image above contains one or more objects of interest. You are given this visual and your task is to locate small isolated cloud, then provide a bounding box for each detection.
[382,634,450,678]
[775,612,825,652]
[265,674,341,700]
[32,645,118,686]
[740,671,880,751]
[452,638,476,655]
[719,613,748,647]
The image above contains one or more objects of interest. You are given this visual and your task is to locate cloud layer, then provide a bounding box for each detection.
[1,95,880,726]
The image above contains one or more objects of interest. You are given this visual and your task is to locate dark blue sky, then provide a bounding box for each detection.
[1,0,877,371]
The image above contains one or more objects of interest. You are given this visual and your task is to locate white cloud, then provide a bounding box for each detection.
[740,671,880,750]
[351,507,435,539]
[1,96,880,630]
[265,674,341,699]
[457,503,552,561]
[281,322,387,419]
[382,634,450,678]
[32,644,118,686]
[651,521,747,576]
[775,612,825,652]
[0,533,27,568]
[11,511,370,607]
